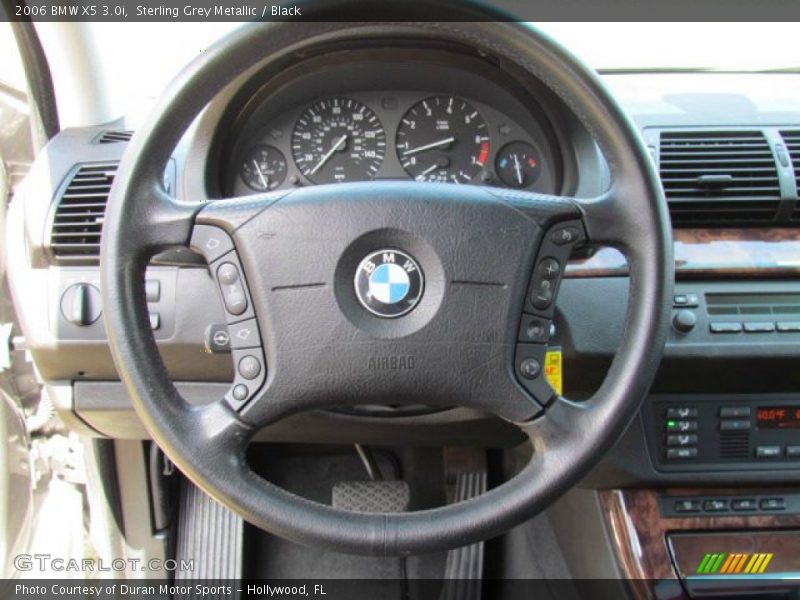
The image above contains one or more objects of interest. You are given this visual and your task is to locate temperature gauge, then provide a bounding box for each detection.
[495,141,541,189]
[240,145,287,191]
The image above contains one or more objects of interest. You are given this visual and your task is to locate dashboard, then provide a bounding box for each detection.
[217,49,567,198]
[7,33,800,489]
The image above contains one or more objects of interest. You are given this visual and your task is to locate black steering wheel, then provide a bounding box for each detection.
[101,18,672,555]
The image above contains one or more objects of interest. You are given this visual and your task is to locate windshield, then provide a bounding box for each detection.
[12,21,798,126]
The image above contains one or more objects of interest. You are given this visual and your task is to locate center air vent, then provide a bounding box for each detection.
[49,163,117,264]
[780,130,800,221]
[95,130,133,144]
[659,130,781,227]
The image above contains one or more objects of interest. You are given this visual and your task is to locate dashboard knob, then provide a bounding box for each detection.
[672,309,697,334]
[60,283,102,326]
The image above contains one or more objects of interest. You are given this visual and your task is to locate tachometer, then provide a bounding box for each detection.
[395,96,490,183]
[291,98,386,184]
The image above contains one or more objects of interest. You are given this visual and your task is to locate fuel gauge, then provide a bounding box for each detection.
[495,141,541,189]
[241,145,287,191]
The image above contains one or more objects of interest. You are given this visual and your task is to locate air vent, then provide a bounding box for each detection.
[719,431,750,460]
[659,130,781,227]
[49,163,117,264]
[95,129,133,144]
[780,131,800,221]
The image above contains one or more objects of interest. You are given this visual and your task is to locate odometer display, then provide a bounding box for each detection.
[396,96,490,183]
[292,98,386,184]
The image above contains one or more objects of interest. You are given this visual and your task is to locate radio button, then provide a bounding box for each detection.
[756,445,782,458]
[710,322,742,333]
[777,321,800,332]
[744,321,776,333]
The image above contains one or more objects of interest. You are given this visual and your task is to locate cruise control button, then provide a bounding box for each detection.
[204,324,231,354]
[551,226,582,246]
[238,355,262,380]
[217,262,240,286]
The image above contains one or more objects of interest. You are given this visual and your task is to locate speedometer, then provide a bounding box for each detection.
[396,96,490,183]
[291,98,386,184]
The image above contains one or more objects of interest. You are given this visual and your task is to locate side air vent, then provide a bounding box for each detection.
[95,129,133,144]
[49,163,117,264]
[780,131,800,221]
[659,130,781,227]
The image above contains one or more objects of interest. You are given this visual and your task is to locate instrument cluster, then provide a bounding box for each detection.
[227,90,560,197]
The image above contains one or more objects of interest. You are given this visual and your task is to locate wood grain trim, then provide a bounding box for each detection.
[599,488,800,599]
[566,228,800,279]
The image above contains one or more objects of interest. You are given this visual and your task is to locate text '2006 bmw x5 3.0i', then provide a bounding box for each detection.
[2,1,800,598]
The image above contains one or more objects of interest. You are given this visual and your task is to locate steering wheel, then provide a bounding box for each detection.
[101,17,672,555]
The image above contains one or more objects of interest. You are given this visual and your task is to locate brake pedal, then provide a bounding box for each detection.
[332,480,410,512]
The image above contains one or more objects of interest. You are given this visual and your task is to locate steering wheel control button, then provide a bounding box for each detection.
[204,324,231,354]
[537,258,561,280]
[217,262,240,286]
[60,283,103,326]
[354,249,424,318]
[550,226,582,246]
[519,358,541,379]
[232,384,249,402]
[519,315,552,343]
[530,281,553,310]
[190,225,234,263]
[229,319,261,349]
[145,279,161,302]
[238,355,262,380]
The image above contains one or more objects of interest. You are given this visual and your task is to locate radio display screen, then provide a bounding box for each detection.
[756,406,800,429]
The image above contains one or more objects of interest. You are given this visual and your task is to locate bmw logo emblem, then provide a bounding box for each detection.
[355,249,424,318]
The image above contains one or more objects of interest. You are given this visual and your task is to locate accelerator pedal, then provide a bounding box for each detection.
[174,479,244,583]
[440,469,487,600]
